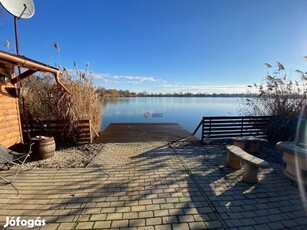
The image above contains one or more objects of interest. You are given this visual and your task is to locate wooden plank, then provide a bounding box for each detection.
[95,123,197,144]
[0,126,21,135]
[0,98,10,102]
[0,114,18,123]
[0,98,15,104]
[91,125,99,138]
[0,131,21,142]
[0,85,16,98]
[0,109,16,118]
[0,109,20,117]
[27,119,90,124]
[0,120,18,128]
[77,134,91,138]
[0,92,15,98]
[0,111,19,118]
[22,119,93,144]
[25,126,70,131]
[0,138,21,148]
[0,103,18,109]
[0,89,23,146]
[11,69,37,84]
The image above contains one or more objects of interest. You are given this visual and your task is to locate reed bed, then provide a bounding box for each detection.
[20,68,102,143]
[241,61,307,142]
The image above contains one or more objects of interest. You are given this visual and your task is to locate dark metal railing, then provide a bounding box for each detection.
[193,115,274,142]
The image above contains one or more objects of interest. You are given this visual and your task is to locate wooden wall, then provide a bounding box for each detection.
[0,83,23,148]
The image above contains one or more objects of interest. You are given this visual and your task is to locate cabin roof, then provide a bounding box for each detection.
[0,51,70,93]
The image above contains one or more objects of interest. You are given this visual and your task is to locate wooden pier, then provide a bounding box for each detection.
[94,123,198,143]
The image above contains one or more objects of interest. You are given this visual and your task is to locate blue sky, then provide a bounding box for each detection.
[1,0,307,93]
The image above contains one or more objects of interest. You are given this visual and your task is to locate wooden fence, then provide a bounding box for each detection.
[193,115,274,143]
[22,119,98,145]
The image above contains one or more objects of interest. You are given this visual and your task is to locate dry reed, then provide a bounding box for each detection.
[20,68,102,143]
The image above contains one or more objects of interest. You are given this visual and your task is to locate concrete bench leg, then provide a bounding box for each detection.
[226,151,241,169]
[250,141,260,154]
[234,140,245,150]
[243,163,259,184]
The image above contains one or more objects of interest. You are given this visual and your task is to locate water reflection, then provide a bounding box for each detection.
[101,97,242,136]
[103,97,120,105]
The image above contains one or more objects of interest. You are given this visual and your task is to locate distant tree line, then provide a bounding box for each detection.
[95,86,257,98]
[138,92,257,98]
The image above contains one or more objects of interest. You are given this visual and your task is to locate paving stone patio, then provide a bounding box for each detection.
[0,141,307,229]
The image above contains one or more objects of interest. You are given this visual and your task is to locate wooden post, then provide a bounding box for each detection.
[201,117,205,143]
[89,119,93,143]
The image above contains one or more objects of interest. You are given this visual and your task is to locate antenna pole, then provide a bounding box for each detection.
[14,16,20,55]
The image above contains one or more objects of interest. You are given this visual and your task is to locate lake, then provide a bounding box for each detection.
[101,97,245,138]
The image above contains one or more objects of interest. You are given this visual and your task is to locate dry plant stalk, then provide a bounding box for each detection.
[20,68,102,142]
[243,62,306,117]
[241,61,307,142]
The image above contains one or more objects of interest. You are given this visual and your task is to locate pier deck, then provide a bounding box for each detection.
[94,123,198,143]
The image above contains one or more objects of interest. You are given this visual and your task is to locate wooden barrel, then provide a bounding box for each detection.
[31,136,56,161]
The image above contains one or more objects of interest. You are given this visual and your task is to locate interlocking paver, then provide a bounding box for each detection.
[93,220,111,229]
[90,213,107,221]
[162,216,179,224]
[146,217,162,225]
[111,219,129,228]
[0,141,306,230]
[75,221,94,229]
[129,218,146,227]
[123,212,138,219]
[138,226,154,230]
[172,223,190,230]
[131,205,146,212]
[139,211,154,218]
[145,204,160,211]
[154,210,169,217]
[178,214,195,223]
[57,223,76,229]
[106,213,123,220]
[155,224,172,230]
[189,221,207,229]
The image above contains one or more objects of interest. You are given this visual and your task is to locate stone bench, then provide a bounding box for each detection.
[226,145,270,184]
[276,141,307,187]
[233,137,267,154]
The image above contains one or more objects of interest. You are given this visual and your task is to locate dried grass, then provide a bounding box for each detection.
[20,69,102,141]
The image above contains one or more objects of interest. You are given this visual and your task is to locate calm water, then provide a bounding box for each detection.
[101,97,243,137]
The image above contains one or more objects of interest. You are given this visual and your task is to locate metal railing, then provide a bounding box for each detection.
[193,115,273,143]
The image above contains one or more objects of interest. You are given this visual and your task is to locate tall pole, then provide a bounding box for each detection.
[14,15,31,142]
[14,16,20,56]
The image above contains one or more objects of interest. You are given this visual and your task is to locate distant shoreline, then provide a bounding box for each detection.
[105,94,257,98]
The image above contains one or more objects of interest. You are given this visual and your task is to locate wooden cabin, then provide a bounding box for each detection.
[0,51,70,149]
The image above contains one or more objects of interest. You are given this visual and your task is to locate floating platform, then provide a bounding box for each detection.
[94,123,198,143]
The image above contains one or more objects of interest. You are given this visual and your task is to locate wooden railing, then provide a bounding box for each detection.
[193,115,274,143]
[22,119,99,145]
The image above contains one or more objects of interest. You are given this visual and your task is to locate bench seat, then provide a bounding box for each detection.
[226,145,269,183]
[233,137,268,153]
